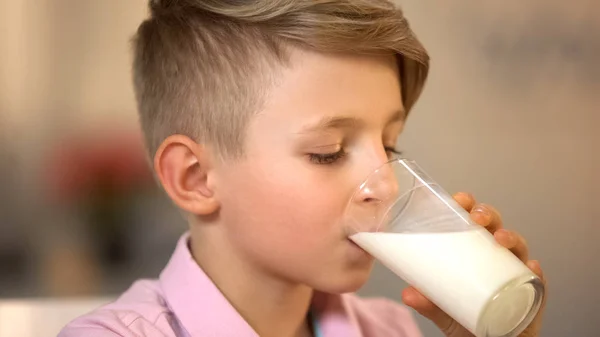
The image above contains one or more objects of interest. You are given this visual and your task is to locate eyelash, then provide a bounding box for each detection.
[309,149,348,165]
[385,147,404,157]
[308,147,403,165]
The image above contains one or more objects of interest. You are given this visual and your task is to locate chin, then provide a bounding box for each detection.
[312,263,374,294]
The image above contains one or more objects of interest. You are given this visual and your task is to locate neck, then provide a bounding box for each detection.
[190,228,314,337]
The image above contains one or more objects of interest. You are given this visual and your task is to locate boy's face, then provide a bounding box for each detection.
[214,49,404,293]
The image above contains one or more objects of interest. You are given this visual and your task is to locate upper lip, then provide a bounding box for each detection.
[344,225,381,237]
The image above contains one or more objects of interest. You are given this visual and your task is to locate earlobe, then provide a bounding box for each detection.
[154,135,220,215]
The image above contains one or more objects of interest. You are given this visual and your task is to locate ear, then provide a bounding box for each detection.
[154,135,220,215]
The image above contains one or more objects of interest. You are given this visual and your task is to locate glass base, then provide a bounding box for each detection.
[476,274,545,337]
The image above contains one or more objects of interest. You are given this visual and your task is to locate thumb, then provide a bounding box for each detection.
[402,287,456,333]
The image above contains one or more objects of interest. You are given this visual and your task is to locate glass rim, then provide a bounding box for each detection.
[345,157,415,207]
[343,157,417,234]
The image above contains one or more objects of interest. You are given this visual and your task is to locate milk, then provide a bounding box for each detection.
[351,229,536,336]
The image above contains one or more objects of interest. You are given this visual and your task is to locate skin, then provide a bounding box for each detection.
[154,47,546,337]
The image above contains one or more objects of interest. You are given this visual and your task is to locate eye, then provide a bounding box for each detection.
[384,146,403,158]
[308,149,347,165]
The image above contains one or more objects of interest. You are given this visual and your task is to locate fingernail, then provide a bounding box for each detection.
[472,205,490,217]
[501,229,514,242]
[527,260,540,270]
[495,230,514,246]
[456,192,473,200]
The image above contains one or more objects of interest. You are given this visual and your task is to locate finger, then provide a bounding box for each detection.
[494,229,529,262]
[470,203,503,233]
[521,260,548,336]
[402,287,454,332]
[523,260,548,333]
[525,260,547,319]
[530,260,548,311]
[526,260,545,284]
[453,192,476,212]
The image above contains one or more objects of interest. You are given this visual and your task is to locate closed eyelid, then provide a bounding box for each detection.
[308,144,342,153]
[310,144,341,149]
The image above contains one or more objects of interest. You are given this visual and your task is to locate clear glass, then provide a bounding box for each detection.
[345,158,544,337]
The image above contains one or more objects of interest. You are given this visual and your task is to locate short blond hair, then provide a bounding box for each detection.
[132,0,429,159]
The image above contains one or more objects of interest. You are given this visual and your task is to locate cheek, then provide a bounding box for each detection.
[217,160,375,290]
[221,162,350,248]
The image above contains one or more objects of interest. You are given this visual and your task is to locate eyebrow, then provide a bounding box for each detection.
[296,109,405,134]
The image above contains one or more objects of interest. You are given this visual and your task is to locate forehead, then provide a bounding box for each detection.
[255,48,404,130]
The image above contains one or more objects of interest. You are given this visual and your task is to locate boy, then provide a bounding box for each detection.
[60,0,546,336]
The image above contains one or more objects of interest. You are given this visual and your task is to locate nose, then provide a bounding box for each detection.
[345,146,401,234]
[355,161,400,205]
[348,159,400,234]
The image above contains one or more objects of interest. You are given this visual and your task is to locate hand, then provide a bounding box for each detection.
[401,192,547,337]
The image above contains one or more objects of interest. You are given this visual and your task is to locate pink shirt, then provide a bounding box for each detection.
[59,234,423,337]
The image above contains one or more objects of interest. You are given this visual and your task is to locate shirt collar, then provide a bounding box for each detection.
[159,233,258,336]
[159,233,362,337]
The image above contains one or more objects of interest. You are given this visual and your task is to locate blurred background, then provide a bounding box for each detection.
[0,0,598,336]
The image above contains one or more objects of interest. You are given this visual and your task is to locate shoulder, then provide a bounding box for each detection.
[344,294,423,337]
[59,280,181,337]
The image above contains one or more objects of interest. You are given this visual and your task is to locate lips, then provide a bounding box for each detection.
[347,237,371,255]
[343,221,382,237]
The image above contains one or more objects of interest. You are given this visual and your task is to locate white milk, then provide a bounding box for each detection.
[351,229,537,336]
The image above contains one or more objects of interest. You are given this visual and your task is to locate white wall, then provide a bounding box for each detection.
[359,2,600,336]
[0,0,145,137]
